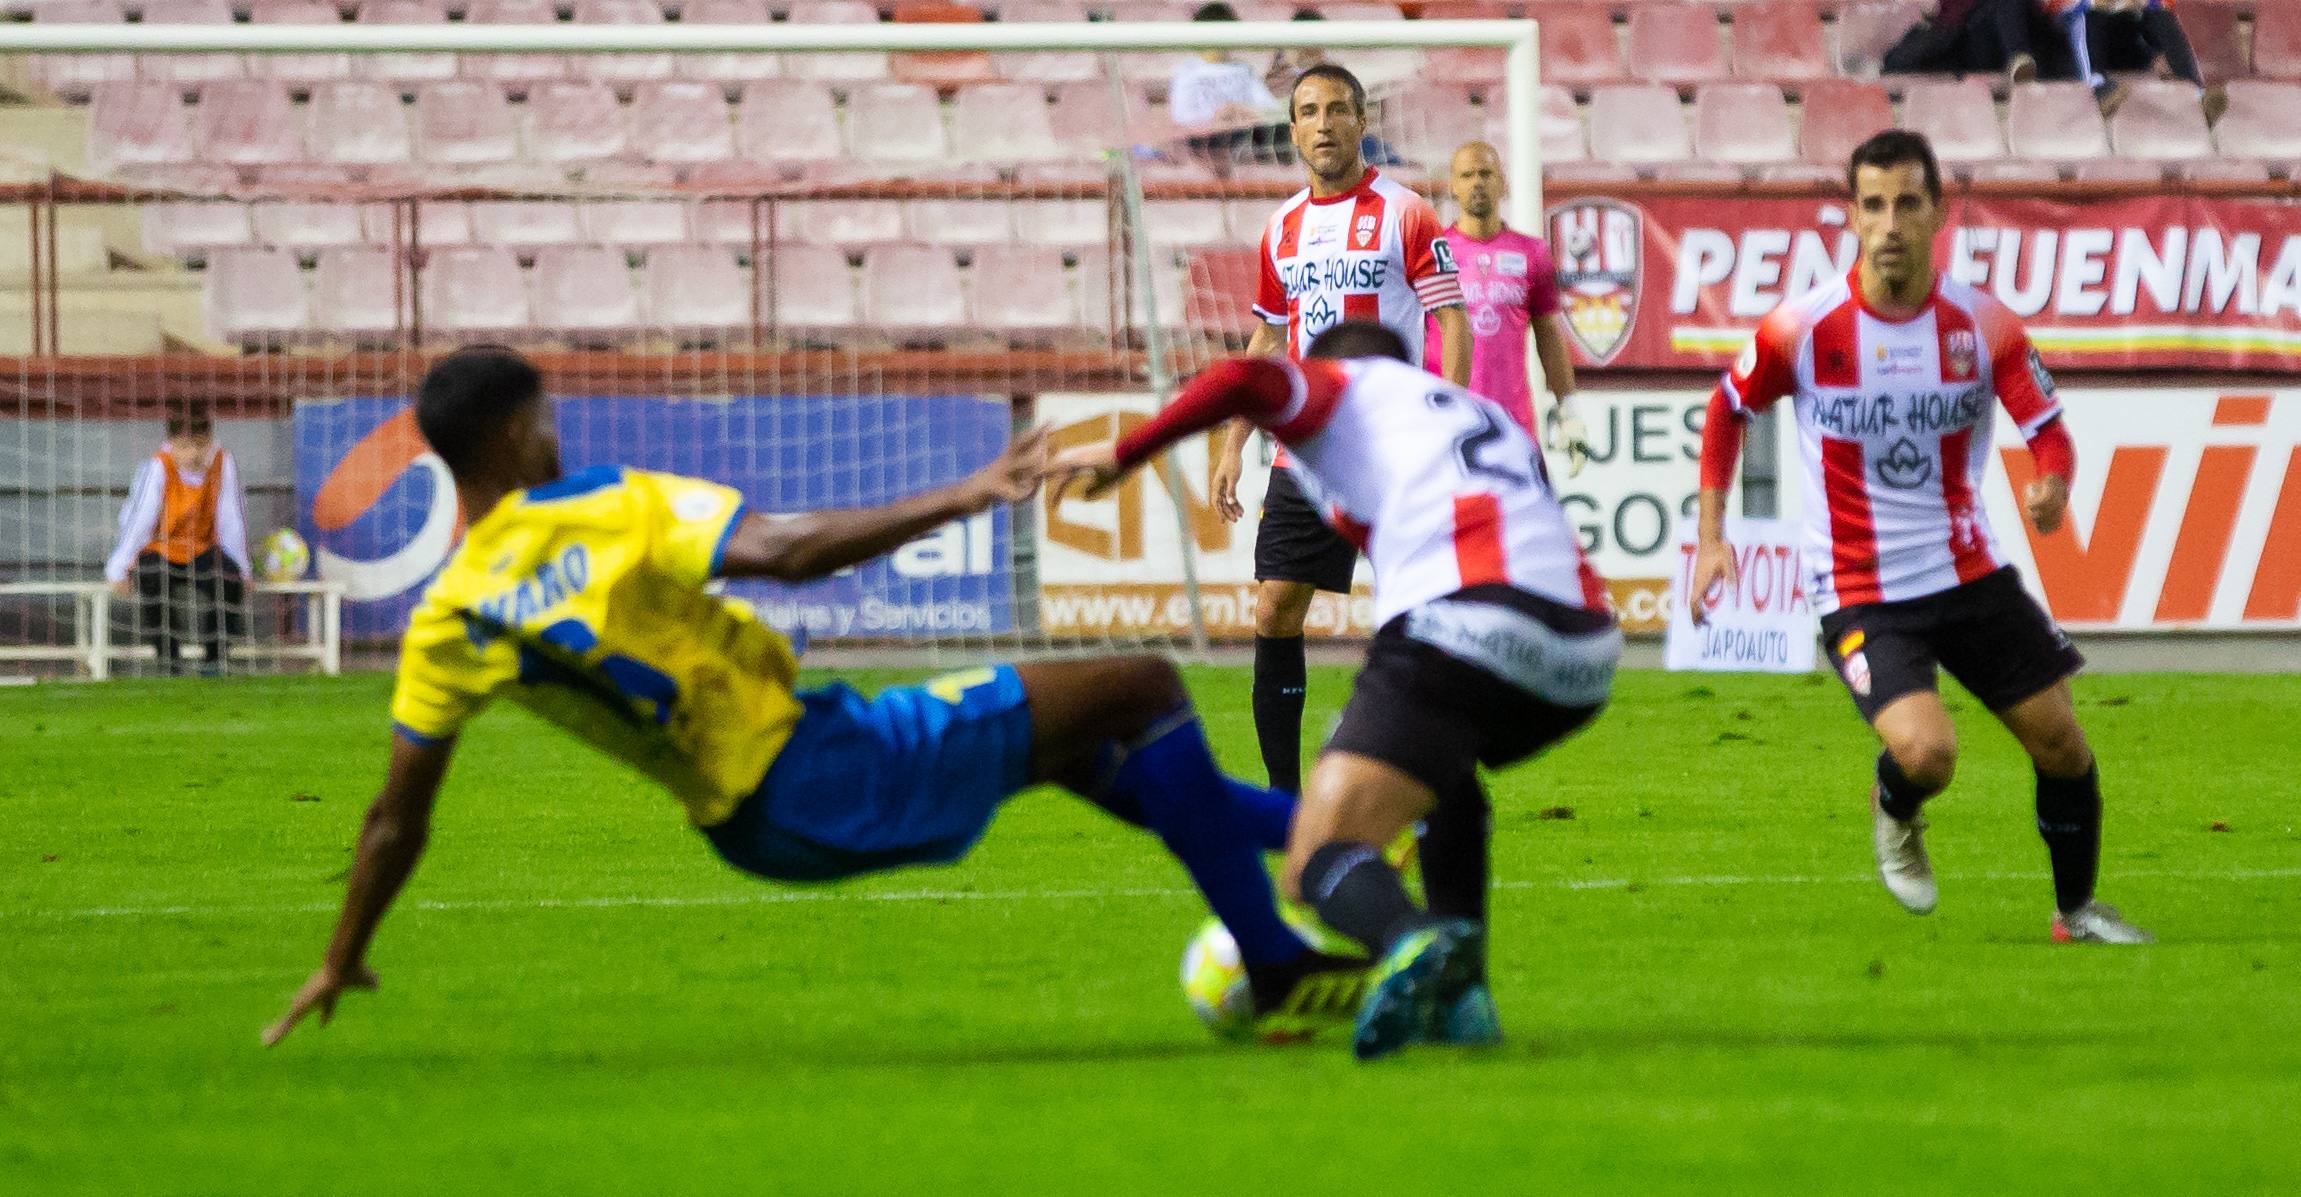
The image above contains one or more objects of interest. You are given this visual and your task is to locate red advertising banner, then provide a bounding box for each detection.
[1547,194,2301,373]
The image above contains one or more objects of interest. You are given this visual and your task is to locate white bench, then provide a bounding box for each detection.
[0,579,345,680]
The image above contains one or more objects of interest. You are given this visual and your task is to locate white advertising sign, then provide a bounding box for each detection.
[1663,516,1818,672]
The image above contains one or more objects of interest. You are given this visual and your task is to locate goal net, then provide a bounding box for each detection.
[0,15,1538,678]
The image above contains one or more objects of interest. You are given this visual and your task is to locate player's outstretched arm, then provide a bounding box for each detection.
[1208,322,1291,523]
[1690,389,1744,624]
[264,731,452,1046]
[717,428,1048,583]
[1053,357,1312,499]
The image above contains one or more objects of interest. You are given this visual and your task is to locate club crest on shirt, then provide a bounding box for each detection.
[1875,437,1934,489]
[1944,329,1978,381]
[1546,198,1642,367]
[1354,213,1378,248]
[1842,648,1872,696]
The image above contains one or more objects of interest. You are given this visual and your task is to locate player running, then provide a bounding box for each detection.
[1208,62,1469,800]
[264,348,1367,1047]
[1057,321,1621,1060]
[1690,131,2150,945]
[1428,141,1592,476]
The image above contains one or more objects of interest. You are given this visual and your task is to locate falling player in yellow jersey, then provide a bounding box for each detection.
[264,348,1366,1046]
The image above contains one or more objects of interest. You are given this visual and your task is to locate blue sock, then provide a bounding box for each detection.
[2059,8,2103,89]
[1111,712,1308,967]
[1224,778,1296,852]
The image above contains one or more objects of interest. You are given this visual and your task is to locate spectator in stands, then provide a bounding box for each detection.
[105,399,250,675]
[2074,0,2228,123]
[1172,2,1290,165]
[1262,8,1329,97]
[2036,0,2133,114]
[1883,0,2049,91]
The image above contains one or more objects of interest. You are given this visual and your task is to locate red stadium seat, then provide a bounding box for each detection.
[1693,82,1794,165]
[2254,5,2301,81]
[30,0,134,102]
[356,0,458,85]
[2006,81,2109,161]
[205,248,312,341]
[1626,4,1727,87]
[414,81,519,164]
[470,201,584,246]
[1795,78,1894,167]
[250,200,366,251]
[526,81,631,164]
[136,0,245,88]
[2107,79,2212,161]
[87,83,197,173]
[845,82,953,163]
[532,246,642,334]
[1014,199,1109,250]
[2066,158,2166,184]
[1731,2,1828,82]
[892,2,1000,89]
[949,84,1066,161]
[1182,247,1259,337]
[679,0,782,85]
[1586,84,1693,165]
[906,199,1015,246]
[313,246,403,335]
[2178,159,2272,184]
[1900,77,2006,163]
[143,200,254,258]
[581,200,691,247]
[970,245,1078,339]
[642,245,751,332]
[630,81,737,164]
[250,0,355,88]
[420,246,530,335]
[1381,83,1485,170]
[1537,4,1628,89]
[308,81,415,165]
[862,244,970,338]
[197,80,304,168]
[1142,200,1229,248]
[2173,3,2247,84]
[785,0,893,83]
[2213,81,2301,160]
[1049,81,1126,152]
[1832,0,1924,78]
[764,243,862,337]
[463,0,567,88]
[570,0,675,87]
[735,81,844,168]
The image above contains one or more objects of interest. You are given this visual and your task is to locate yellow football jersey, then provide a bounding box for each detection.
[389,466,801,827]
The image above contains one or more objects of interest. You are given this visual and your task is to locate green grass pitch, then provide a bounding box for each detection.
[3,666,2298,1193]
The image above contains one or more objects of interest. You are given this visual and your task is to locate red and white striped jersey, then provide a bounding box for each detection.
[1253,168,1463,363]
[1116,355,1607,626]
[1718,270,2064,614]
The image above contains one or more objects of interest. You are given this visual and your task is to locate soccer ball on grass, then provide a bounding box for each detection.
[1180,907,1359,1044]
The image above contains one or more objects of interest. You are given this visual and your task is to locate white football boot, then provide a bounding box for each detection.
[2052,901,2154,944]
[1872,790,1938,915]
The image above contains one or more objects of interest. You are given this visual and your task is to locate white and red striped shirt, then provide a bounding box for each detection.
[1118,355,1607,626]
[1707,270,2072,614]
[1253,168,1463,363]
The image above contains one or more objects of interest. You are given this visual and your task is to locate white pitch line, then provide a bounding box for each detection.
[13,866,2301,922]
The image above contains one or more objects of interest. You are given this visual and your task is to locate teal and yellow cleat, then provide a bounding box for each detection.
[1250,954,1373,1044]
[1352,919,1485,1061]
[1436,982,1503,1048]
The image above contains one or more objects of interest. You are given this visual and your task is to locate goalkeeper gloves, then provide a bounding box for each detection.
[1544,395,1591,480]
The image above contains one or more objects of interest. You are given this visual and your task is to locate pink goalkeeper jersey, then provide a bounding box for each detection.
[1425,224,1562,435]
[1717,270,2063,615]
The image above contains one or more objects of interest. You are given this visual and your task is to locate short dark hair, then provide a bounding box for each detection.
[416,346,543,478]
[1846,129,1942,202]
[1306,320,1408,362]
[1191,2,1237,20]
[1290,62,1365,118]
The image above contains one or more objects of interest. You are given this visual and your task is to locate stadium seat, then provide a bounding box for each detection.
[1536,4,1628,89]
[463,0,568,88]
[642,244,750,332]
[525,81,630,164]
[679,0,782,85]
[1222,199,1271,249]
[1626,4,1728,87]
[355,0,458,84]
[2007,82,2109,161]
[420,245,531,333]
[2066,158,2165,184]
[1048,81,1125,152]
[30,0,134,102]
[358,200,473,246]
[1182,247,1258,337]
[197,81,305,168]
[891,2,1000,89]
[630,81,737,163]
[1381,83,1484,171]
[466,202,582,250]
[2179,159,2272,184]
[1795,78,1894,168]
[1141,200,1229,249]
[2212,81,2301,160]
[581,200,691,246]
[1693,83,1795,165]
[780,199,907,247]
[1832,0,1923,78]
[949,84,1067,162]
[2107,80,2212,161]
[846,83,953,162]
[87,83,197,173]
[784,0,894,82]
[690,199,765,246]
[2255,5,2301,81]
[1541,84,1588,164]
[532,245,642,334]
[1014,198,1108,250]
[143,200,254,258]
[764,243,861,338]
[906,199,1014,246]
[1965,160,2064,185]
[572,0,676,86]
[993,3,1106,83]
[734,81,844,169]
[1731,2,1828,82]
[250,0,356,88]
[205,248,312,341]
[414,81,519,164]
[1900,77,2006,162]
[861,244,969,338]
[307,81,415,165]
[312,246,402,335]
[250,200,366,251]
[1069,246,1120,332]
[1586,85,1693,165]
[2175,4,2247,84]
[135,0,245,88]
[970,245,1077,338]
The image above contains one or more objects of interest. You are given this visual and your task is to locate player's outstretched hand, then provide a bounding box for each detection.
[1688,540,1739,626]
[1047,443,1125,501]
[262,963,379,1047]
[2024,473,2069,536]
[972,426,1051,507]
[1209,449,1245,523]
[1545,398,1592,480]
